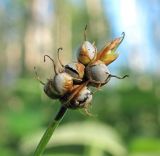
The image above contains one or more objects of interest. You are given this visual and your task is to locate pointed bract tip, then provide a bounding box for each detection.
[121,32,125,40]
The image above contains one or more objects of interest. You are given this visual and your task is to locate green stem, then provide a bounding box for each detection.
[33,106,68,156]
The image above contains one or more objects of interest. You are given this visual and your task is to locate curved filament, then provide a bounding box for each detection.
[44,55,58,75]
[110,74,129,79]
[84,24,87,41]
[57,47,64,68]
[34,66,45,85]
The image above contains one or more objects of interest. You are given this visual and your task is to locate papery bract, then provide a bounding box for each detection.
[96,32,125,65]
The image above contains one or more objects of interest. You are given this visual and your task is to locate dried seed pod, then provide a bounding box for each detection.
[65,62,85,83]
[85,60,110,87]
[78,41,97,65]
[77,25,97,65]
[34,67,60,99]
[69,86,92,109]
[34,48,77,100]
[44,53,73,96]
[60,82,92,110]
[43,79,61,99]
[53,72,73,95]
[57,47,85,83]
[34,63,74,99]
[86,60,128,87]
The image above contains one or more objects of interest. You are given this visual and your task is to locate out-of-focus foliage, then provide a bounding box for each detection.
[0,0,160,156]
[21,122,127,156]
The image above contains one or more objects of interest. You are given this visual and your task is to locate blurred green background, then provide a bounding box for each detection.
[0,0,160,156]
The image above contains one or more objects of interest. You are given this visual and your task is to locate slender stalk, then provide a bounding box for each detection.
[33,106,68,156]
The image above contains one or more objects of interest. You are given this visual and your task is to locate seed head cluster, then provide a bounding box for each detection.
[35,26,128,113]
